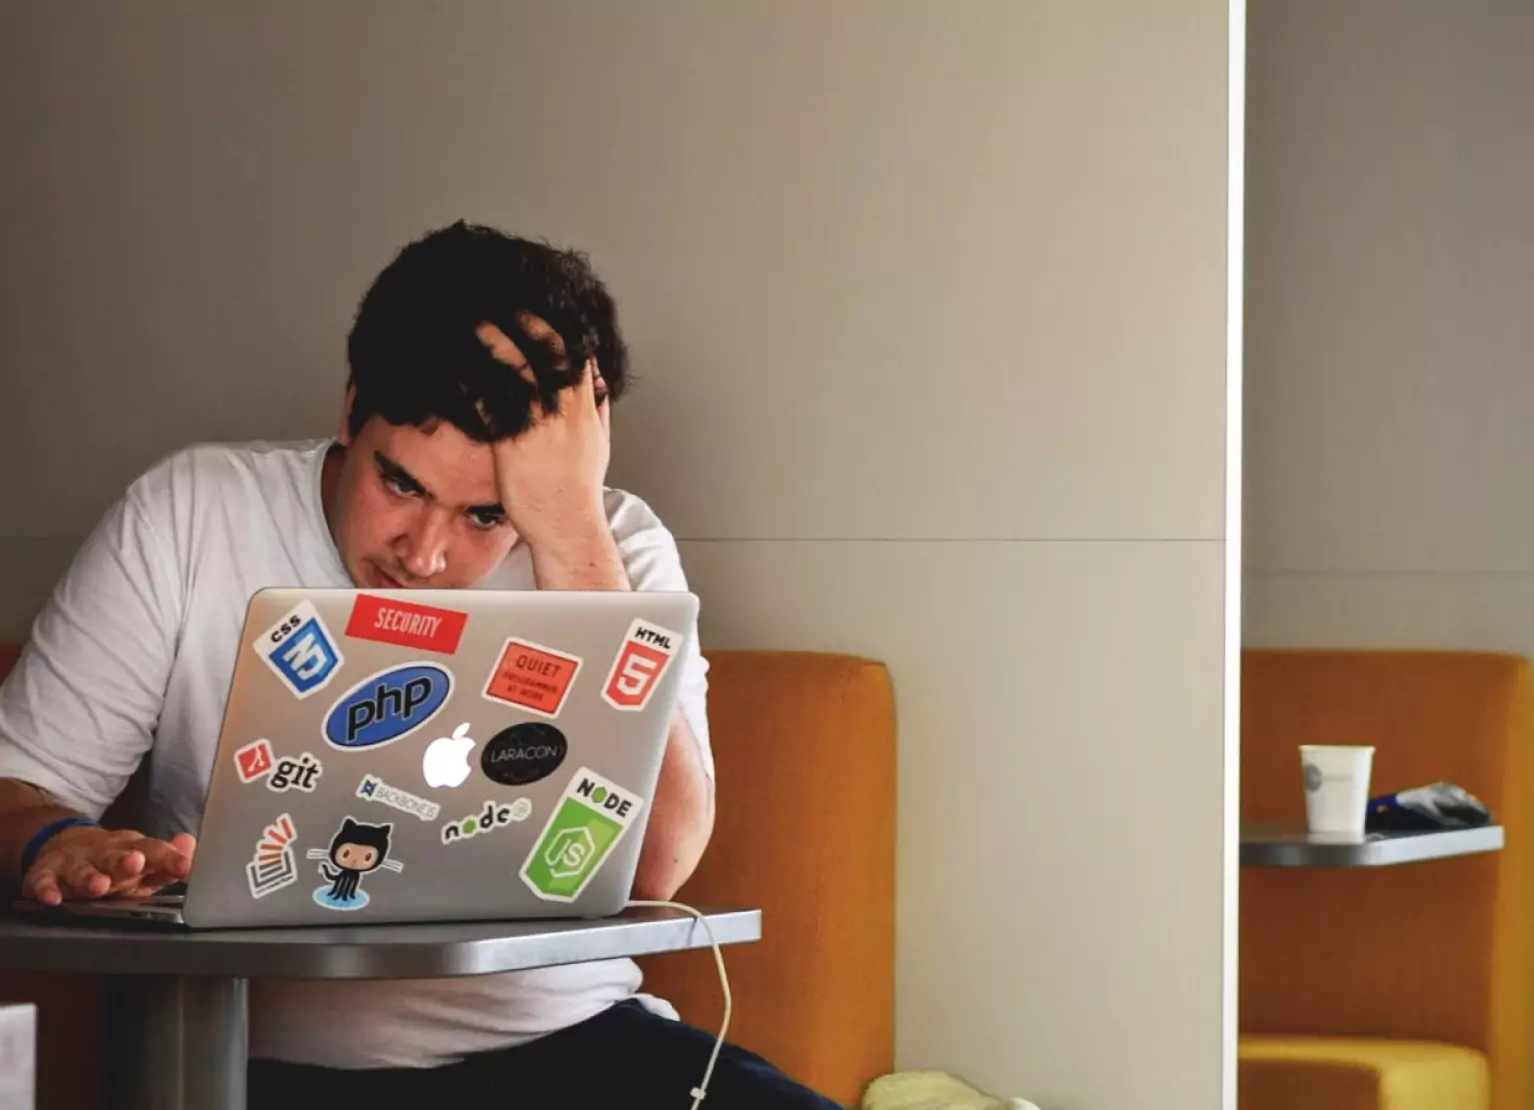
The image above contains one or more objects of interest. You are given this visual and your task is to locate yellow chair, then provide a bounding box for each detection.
[1240,650,1534,1110]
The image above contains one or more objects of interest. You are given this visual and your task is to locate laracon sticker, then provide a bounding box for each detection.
[306,816,404,912]
[601,619,683,712]
[245,813,299,900]
[323,663,453,750]
[234,741,324,793]
[482,639,581,719]
[356,774,441,821]
[254,600,344,699]
[481,722,567,787]
[422,722,476,789]
[441,798,533,845]
[520,768,644,903]
[346,595,468,655]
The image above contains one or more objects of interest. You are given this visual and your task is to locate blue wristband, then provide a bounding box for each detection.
[19,816,99,878]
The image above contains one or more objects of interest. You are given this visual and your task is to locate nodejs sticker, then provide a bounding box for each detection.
[245,813,299,900]
[481,722,567,787]
[235,740,323,793]
[306,816,403,912]
[441,798,533,845]
[601,620,683,712]
[356,774,441,821]
[520,768,644,903]
[422,722,476,789]
[346,595,468,655]
[323,663,453,750]
[254,599,344,699]
[482,638,582,719]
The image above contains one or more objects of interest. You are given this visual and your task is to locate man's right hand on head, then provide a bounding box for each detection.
[21,826,196,905]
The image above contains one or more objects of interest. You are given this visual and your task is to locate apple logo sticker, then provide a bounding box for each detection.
[422,722,476,788]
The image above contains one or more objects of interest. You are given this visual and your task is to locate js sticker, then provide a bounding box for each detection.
[601,620,682,712]
[254,600,344,699]
[520,768,643,903]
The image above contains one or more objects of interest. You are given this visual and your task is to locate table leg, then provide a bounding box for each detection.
[104,976,248,1110]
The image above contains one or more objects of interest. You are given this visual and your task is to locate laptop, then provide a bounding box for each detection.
[17,586,697,928]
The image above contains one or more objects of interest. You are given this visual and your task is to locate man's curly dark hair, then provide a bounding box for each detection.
[345,221,631,442]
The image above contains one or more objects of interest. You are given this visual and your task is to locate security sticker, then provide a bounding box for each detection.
[601,620,683,712]
[356,774,441,821]
[520,768,644,903]
[306,815,404,912]
[482,638,582,719]
[245,813,299,899]
[254,599,344,699]
[441,798,533,845]
[346,595,468,655]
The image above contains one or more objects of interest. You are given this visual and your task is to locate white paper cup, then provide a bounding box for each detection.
[1300,745,1375,836]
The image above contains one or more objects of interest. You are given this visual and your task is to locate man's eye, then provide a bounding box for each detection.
[382,474,415,496]
[468,510,504,531]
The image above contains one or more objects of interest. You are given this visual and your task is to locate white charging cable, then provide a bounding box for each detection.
[626,899,733,1109]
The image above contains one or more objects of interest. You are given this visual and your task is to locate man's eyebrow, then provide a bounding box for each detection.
[374,451,429,497]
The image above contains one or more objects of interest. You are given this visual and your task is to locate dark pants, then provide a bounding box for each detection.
[248,999,845,1109]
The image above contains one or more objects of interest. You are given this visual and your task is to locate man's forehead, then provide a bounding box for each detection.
[369,419,500,505]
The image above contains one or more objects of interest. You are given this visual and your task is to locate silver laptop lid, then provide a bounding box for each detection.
[183,587,698,928]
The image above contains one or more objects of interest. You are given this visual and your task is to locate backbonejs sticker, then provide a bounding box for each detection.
[520,769,643,903]
[345,595,468,655]
[246,813,299,899]
[441,798,533,844]
[254,600,344,699]
[323,663,452,750]
[481,722,567,787]
[306,816,404,912]
[601,620,683,712]
[356,774,441,821]
[482,638,581,719]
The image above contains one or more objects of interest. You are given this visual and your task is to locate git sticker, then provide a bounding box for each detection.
[601,620,683,712]
[520,768,643,903]
[246,813,299,900]
[482,639,581,719]
[234,740,323,793]
[254,600,344,699]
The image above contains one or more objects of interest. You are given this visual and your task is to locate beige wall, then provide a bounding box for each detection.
[0,3,1238,1106]
[1244,0,1534,654]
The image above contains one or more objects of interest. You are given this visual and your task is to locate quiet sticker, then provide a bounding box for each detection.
[254,599,344,699]
[601,619,683,712]
[520,768,644,903]
[245,813,299,900]
[356,774,441,821]
[346,595,468,655]
[482,639,582,719]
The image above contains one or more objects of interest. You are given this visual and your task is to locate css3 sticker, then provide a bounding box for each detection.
[520,768,643,903]
[601,620,682,711]
[254,600,344,699]
[306,815,403,911]
[323,664,452,751]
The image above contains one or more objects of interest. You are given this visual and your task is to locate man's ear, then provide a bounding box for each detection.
[337,385,358,446]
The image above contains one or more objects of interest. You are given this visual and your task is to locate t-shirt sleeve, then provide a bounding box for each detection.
[608,493,713,780]
[0,487,182,818]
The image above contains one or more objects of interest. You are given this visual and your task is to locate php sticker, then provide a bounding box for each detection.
[254,600,344,699]
[481,722,567,787]
[356,774,441,821]
[601,619,683,712]
[482,639,581,719]
[245,813,299,900]
[520,768,644,903]
[441,798,533,845]
[346,595,468,655]
[306,816,404,912]
[323,663,452,750]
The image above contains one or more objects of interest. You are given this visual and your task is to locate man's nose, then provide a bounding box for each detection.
[398,508,449,581]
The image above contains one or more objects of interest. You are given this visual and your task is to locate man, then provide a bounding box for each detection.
[0,223,837,1108]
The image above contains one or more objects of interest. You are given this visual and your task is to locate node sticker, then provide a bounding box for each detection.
[520,768,643,903]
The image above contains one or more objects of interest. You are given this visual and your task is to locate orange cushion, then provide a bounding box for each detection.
[1240,1035,1489,1110]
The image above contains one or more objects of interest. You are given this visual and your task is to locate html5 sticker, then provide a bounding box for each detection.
[254,599,344,699]
[345,595,468,655]
[482,639,582,720]
[601,620,683,712]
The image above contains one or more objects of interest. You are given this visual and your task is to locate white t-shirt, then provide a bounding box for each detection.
[0,439,713,1068]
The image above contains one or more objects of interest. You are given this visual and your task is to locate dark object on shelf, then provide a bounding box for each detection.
[1366,781,1493,832]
